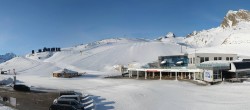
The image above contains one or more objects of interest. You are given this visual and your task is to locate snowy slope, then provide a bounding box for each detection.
[156,32,185,44]
[184,9,250,47]
[0,56,60,77]
[0,38,186,77]
[44,38,185,72]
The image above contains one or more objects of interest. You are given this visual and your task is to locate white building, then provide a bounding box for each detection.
[188,53,237,68]
[127,53,244,83]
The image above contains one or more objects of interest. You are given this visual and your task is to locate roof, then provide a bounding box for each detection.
[128,68,203,72]
[159,54,188,58]
[233,62,250,69]
[53,68,78,74]
[189,53,237,55]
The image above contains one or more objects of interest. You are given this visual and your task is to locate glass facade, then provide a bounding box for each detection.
[159,55,188,68]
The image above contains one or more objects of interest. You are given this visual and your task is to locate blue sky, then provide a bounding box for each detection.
[0,0,249,55]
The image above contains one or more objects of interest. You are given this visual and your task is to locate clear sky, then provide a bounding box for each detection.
[0,0,250,55]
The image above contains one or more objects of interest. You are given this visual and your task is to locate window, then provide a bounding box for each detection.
[226,57,229,61]
[58,101,70,105]
[190,58,192,64]
[218,57,222,60]
[193,58,195,64]
[200,57,205,63]
[214,57,217,60]
[71,101,78,105]
[213,70,222,79]
[230,57,233,61]
[205,57,209,61]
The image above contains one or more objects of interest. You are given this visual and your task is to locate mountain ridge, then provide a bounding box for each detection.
[183,9,250,47]
[0,53,16,63]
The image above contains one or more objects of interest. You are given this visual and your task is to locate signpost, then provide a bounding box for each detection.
[204,70,213,82]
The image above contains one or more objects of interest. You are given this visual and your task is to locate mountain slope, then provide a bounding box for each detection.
[183,9,250,47]
[156,32,184,44]
[0,53,16,63]
[0,38,186,76]
[44,38,185,72]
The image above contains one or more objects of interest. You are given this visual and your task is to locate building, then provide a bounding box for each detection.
[158,54,188,68]
[53,69,79,78]
[188,53,237,69]
[197,61,250,82]
[127,53,250,83]
[227,61,250,81]
[197,61,230,82]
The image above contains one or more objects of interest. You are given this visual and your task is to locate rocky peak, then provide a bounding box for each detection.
[186,31,198,38]
[221,9,250,28]
[165,32,176,38]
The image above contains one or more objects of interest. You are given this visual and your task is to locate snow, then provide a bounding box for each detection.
[0,75,13,85]
[0,104,15,110]
[1,36,250,109]
[8,75,250,110]
[1,9,250,110]
[183,10,250,48]
[42,40,185,72]
[53,68,78,74]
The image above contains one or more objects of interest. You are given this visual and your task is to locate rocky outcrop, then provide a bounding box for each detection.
[221,9,250,28]
[165,32,176,38]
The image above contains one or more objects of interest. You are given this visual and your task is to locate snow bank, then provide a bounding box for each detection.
[0,76,13,85]
[0,104,15,110]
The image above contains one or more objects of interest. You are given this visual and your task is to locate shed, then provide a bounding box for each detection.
[53,69,79,78]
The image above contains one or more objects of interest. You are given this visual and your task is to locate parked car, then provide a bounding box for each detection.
[49,104,80,110]
[54,95,81,104]
[56,99,85,110]
[13,84,30,92]
[59,91,82,97]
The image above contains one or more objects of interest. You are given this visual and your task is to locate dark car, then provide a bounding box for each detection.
[49,104,80,110]
[56,99,84,110]
[13,84,30,92]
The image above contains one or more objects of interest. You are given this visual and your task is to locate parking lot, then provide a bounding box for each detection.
[0,87,59,110]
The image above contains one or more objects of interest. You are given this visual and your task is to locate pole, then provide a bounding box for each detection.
[137,71,139,79]
[129,70,131,78]
[189,72,191,79]
[13,76,16,85]
[160,71,162,80]
[193,72,196,80]
[175,72,178,81]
